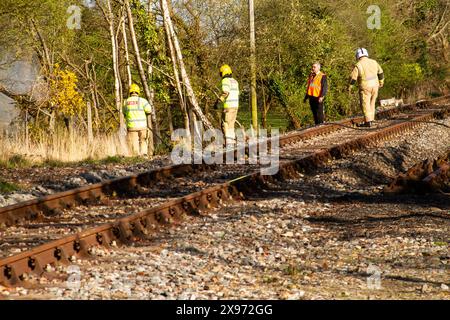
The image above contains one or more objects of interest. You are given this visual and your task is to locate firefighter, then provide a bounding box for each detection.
[122,83,152,157]
[303,62,328,125]
[216,64,239,148]
[348,48,384,127]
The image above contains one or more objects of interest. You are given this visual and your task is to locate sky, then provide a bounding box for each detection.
[0,52,39,129]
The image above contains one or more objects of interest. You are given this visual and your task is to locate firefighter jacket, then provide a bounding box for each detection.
[123,96,152,130]
[221,76,239,109]
[351,57,384,90]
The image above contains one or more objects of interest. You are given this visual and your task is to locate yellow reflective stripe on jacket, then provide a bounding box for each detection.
[123,96,152,129]
[221,77,239,109]
[356,58,381,88]
[307,72,323,97]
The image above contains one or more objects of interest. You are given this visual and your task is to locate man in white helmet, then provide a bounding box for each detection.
[348,48,384,127]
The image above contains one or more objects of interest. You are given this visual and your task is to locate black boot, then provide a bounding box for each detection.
[356,121,371,128]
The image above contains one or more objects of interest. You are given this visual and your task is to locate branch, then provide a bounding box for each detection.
[0,84,35,107]
[97,0,111,24]
[140,58,176,81]
[427,2,449,43]
[116,8,125,39]
[97,90,120,123]
[58,54,89,80]
[427,21,449,43]
[0,85,23,99]
[29,18,52,73]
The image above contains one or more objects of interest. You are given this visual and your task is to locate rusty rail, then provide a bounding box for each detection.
[384,150,450,194]
[1,95,448,228]
[1,102,448,286]
[0,163,216,227]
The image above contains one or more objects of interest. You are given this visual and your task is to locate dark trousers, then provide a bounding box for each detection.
[308,96,325,125]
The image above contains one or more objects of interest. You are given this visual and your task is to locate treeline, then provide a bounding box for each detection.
[0,0,448,152]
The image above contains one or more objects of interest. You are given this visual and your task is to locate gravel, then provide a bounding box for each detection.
[1,117,449,300]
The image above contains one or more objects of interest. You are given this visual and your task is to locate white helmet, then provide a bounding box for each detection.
[355,48,369,60]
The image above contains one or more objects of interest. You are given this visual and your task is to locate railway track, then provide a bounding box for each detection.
[1,95,447,228]
[0,95,448,286]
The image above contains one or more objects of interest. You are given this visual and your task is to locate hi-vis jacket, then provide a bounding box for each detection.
[306,71,327,98]
[351,57,384,90]
[122,96,152,130]
[221,76,239,109]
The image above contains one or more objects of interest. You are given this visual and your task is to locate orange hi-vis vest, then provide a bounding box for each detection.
[307,71,324,97]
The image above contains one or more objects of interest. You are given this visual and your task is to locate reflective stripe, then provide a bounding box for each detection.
[123,97,152,129]
[129,119,147,123]
[221,77,239,109]
[356,60,380,88]
[307,72,323,97]
[126,105,144,111]
[365,79,379,87]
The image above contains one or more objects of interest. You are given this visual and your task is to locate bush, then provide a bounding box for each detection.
[0,155,31,169]
[0,179,20,193]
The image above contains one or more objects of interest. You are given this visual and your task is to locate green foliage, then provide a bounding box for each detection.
[39,155,147,168]
[102,156,126,164]
[0,179,21,193]
[415,0,439,22]
[286,91,313,126]
[0,155,31,169]
[237,110,290,132]
[283,263,302,277]
[41,159,66,168]
[244,0,356,125]
[78,155,144,166]
[1,0,448,158]
[132,1,171,95]
[153,137,172,156]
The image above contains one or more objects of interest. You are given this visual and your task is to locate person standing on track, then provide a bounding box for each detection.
[122,83,152,157]
[303,62,328,125]
[348,48,385,127]
[215,64,240,149]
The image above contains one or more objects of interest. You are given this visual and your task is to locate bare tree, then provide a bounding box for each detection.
[161,0,191,138]
[122,17,132,88]
[160,0,213,131]
[124,0,157,153]
[98,0,125,132]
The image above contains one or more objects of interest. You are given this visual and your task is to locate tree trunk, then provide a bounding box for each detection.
[30,18,53,75]
[25,108,29,153]
[160,0,213,131]
[98,0,128,153]
[87,101,93,144]
[146,49,156,110]
[84,61,100,131]
[161,0,190,137]
[124,0,156,153]
[107,0,124,131]
[122,17,132,88]
[261,80,267,129]
[91,64,101,131]
[167,102,174,135]
[98,0,125,132]
[249,0,258,131]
